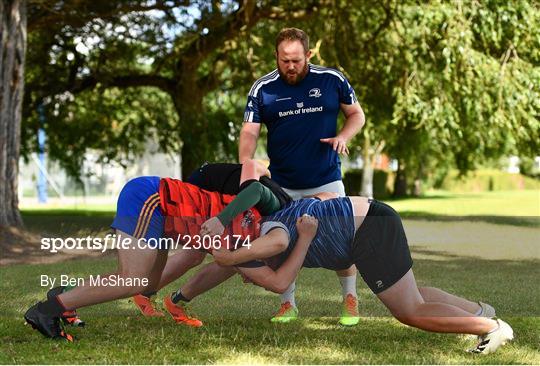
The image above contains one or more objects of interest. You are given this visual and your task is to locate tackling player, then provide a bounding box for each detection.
[208,196,514,355]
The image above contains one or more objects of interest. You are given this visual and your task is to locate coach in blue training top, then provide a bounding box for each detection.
[239,28,366,326]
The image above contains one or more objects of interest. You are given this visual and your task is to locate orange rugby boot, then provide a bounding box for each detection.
[133,294,165,317]
[163,296,203,327]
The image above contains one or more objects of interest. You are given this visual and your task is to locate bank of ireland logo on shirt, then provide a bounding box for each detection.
[309,88,322,98]
[297,102,304,108]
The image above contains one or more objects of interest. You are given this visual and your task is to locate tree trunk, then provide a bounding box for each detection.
[412,164,425,197]
[360,134,374,198]
[393,160,408,197]
[181,136,202,180]
[175,90,210,179]
[0,0,26,228]
[413,179,422,197]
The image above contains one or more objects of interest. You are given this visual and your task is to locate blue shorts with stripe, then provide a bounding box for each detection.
[111,176,165,248]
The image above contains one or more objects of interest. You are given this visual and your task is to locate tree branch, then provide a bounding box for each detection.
[70,74,176,95]
[28,0,190,31]
[362,0,395,51]
[176,0,322,69]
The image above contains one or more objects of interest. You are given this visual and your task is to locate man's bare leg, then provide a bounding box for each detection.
[179,262,236,300]
[155,250,207,290]
[335,264,359,325]
[377,269,497,334]
[59,230,167,310]
[418,286,484,315]
[162,262,235,327]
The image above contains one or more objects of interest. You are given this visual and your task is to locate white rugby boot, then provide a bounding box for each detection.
[468,319,514,354]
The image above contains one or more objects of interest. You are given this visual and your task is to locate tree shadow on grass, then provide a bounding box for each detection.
[386,194,459,201]
[2,314,537,364]
[1,214,113,266]
[1,252,539,364]
[21,213,113,238]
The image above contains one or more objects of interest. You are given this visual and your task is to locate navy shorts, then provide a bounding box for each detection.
[111,176,165,248]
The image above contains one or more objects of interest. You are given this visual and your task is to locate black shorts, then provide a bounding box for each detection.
[351,199,413,294]
[186,162,292,207]
[186,162,242,195]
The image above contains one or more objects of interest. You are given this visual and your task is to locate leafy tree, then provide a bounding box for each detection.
[4,0,324,227]
[23,0,323,179]
[313,0,539,196]
[387,0,539,195]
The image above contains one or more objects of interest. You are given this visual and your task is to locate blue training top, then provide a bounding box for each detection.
[261,197,356,270]
[243,64,358,189]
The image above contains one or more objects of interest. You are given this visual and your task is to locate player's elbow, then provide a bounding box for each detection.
[347,105,365,129]
[266,236,288,257]
[275,239,288,253]
[357,108,366,128]
[240,125,259,140]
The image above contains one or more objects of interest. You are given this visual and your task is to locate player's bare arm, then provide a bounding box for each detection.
[213,228,289,266]
[303,191,339,201]
[233,216,318,293]
[320,102,365,155]
[239,122,261,163]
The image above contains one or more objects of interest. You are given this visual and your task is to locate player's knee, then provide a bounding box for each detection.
[418,286,435,298]
[191,252,206,266]
[393,312,419,328]
[272,282,290,294]
[118,267,151,283]
[390,304,426,328]
[120,283,148,297]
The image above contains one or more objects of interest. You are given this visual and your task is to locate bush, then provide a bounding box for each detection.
[440,169,540,192]
[343,169,394,198]
[519,157,540,179]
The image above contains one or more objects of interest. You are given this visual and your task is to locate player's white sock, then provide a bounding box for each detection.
[339,275,357,299]
[280,282,296,308]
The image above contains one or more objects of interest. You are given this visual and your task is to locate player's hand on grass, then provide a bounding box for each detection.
[200,217,225,237]
[296,214,318,240]
[320,136,349,155]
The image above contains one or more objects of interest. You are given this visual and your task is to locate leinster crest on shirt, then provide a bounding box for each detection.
[309,88,322,98]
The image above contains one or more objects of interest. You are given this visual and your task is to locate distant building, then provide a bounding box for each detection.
[18,140,180,206]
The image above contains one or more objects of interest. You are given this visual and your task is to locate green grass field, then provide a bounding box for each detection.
[389,190,540,217]
[1,190,539,364]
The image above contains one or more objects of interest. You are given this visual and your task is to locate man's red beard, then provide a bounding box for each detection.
[278,62,309,85]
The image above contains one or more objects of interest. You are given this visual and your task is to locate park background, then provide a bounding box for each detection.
[1,0,539,364]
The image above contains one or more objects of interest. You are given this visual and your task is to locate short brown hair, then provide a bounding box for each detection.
[275,28,309,53]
